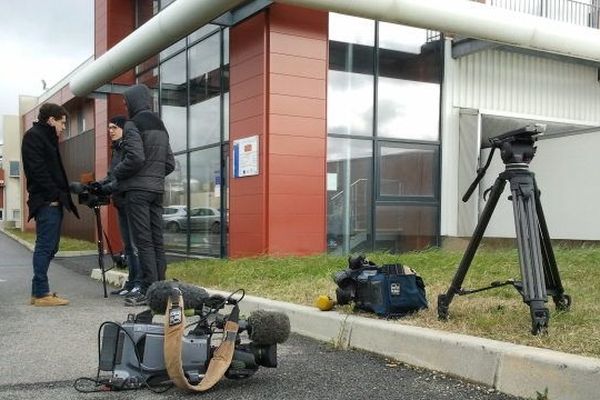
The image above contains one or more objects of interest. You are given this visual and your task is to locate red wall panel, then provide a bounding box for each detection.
[229,4,327,257]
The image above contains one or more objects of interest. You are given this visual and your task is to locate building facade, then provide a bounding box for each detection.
[19,0,600,257]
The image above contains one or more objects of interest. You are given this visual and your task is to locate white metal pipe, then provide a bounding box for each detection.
[71,0,600,97]
[276,0,600,62]
[69,0,245,96]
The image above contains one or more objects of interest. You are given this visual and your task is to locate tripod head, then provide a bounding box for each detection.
[463,124,546,202]
[486,123,545,164]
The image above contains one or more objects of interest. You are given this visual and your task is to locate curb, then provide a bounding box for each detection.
[0,228,100,257]
[91,269,600,400]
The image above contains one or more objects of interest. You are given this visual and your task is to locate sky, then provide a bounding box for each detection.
[0,0,94,143]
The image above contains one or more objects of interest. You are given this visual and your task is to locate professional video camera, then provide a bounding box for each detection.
[69,180,111,208]
[74,281,291,394]
[69,173,116,297]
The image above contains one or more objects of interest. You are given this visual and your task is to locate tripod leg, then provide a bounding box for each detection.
[510,173,549,334]
[533,180,571,311]
[437,176,507,320]
[95,206,108,298]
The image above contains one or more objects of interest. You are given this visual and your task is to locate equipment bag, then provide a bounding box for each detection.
[334,259,428,318]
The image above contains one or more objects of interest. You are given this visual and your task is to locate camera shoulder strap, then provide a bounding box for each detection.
[163,292,239,392]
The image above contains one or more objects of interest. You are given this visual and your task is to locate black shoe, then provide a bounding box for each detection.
[124,293,147,307]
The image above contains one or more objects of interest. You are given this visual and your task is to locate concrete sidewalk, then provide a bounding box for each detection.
[94,267,600,400]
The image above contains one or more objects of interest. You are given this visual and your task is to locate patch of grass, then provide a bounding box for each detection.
[5,228,96,252]
[166,246,600,358]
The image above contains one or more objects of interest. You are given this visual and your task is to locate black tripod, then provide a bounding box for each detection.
[92,205,111,298]
[437,125,571,335]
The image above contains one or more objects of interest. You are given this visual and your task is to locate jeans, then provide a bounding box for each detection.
[32,205,63,297]
[126,191,166,292]
[116,204,141,290]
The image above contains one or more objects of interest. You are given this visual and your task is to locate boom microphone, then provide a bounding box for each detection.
[146,280,210,314]
[247,310,291,346]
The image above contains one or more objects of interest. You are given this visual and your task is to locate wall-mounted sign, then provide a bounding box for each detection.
[233,135,259,178]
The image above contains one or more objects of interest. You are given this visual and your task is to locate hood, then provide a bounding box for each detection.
[123,84,153,117]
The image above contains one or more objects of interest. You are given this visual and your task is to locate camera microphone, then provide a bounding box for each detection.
[246,310,291,346]
[146,281,210,314]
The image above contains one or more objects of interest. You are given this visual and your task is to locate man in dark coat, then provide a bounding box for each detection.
[98,116,141,296]
[111,84,175,306]
[21,102,79,307]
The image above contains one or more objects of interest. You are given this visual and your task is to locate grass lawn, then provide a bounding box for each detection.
[166,246,600,358]
[4,228,97,252]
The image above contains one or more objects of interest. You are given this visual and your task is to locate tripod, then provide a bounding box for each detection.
[437,125,571,335]
[92,205,111,298]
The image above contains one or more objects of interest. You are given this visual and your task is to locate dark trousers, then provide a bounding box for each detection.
[32,205,63,297]
[126,190,166,292]
[116,203,141,289]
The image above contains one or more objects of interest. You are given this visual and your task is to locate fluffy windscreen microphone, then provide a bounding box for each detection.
[247,310,291,346]
[146,280,209,314]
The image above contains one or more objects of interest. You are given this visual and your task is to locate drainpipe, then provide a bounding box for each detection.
[70,0,246,97]
[71,0,600,96]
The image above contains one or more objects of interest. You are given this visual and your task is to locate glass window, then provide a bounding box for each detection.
[328,70,373,136]
[189,24,220,44]
[327,137,372,254]
[329,13,374,46]
[375,204,437,252]
[377,78,440,140]
[137,67,159,110]
[189,33,222,148]
[9,161,19,177]
[136,0,158,28]
[189,148,223,256]
[163,154,188,252]
[378,22,428,54]
[378,144,438,198]
[160,52,187,152]
[160,38,186,60]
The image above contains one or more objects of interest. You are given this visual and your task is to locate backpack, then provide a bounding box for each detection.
[333,256,428,318]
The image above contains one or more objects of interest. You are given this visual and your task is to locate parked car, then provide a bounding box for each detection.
[162,205,223,233]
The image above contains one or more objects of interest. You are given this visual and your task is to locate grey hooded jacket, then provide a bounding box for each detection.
[112,84,175,193]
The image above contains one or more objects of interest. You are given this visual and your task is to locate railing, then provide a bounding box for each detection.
[487,0,600,29]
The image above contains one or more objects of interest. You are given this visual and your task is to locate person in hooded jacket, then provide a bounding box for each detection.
[110,84,175,306]
[98,116,141,296]
[21,102,79,307]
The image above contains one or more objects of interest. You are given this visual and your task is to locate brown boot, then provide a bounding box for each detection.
[33,293,69,307]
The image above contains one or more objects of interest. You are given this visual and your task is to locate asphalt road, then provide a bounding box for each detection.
[0,231,523,400]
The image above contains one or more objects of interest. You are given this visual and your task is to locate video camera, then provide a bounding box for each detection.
[69,174,110,208]
[82,282,291,392]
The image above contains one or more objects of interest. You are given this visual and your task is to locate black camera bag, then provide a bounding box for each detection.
[334,259,428,318]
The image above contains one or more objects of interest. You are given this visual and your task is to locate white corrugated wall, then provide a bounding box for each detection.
[451,48,600,123]
[440,42,600,239]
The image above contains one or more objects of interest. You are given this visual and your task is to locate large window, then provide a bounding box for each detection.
[327,138,373,252]
[327,13,442,254]
[135,9,230,256]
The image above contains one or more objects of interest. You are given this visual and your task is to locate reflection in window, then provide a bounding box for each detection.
[379,145,437,197]
[137,67,159,110]
[378,22,428,53]
[375,204,437,252]
[163,154,188,252]
[329,13,374,45]
[190,148,222,256]
[377,78,440,140]
[327,137,372,254]
[160,52,187,152]
[328,70,373,136]
[189,34,227,148]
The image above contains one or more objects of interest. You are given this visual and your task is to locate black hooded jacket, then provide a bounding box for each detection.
[21,121,79,221]
[112,84,175,193]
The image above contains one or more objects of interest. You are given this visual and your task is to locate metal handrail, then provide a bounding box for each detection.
[486,0,600,29]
